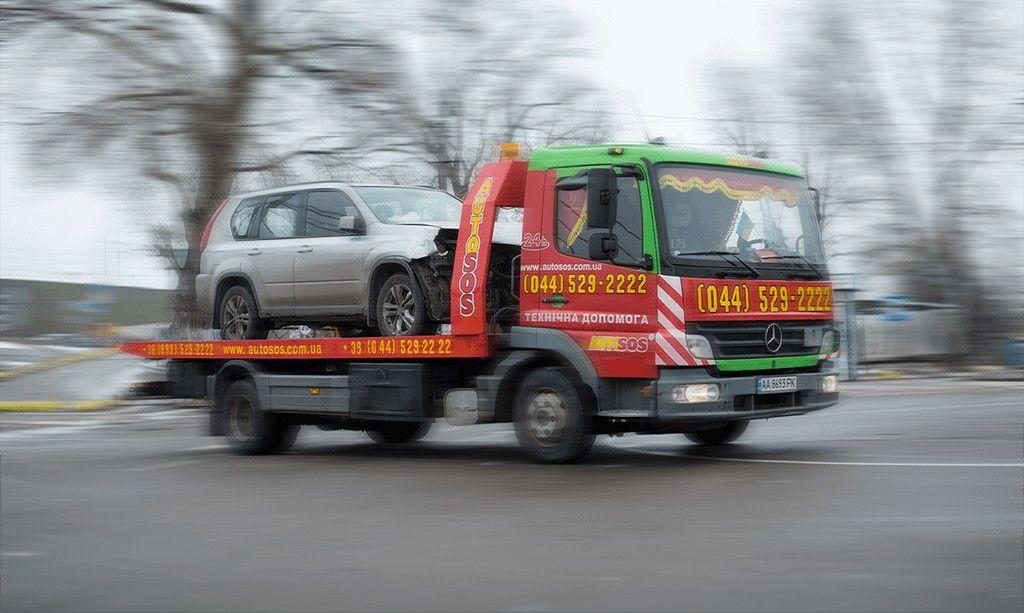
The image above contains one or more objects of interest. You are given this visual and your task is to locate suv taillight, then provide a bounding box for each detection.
[199,198,230,252]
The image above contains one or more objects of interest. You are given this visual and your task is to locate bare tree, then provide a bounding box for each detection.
[1,0,399,330]
[372,0,614,198]
[708,0,1023,356]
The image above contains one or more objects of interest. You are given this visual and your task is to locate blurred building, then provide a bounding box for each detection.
[0,279,172,337]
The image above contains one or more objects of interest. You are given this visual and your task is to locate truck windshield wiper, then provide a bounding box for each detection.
[674,251,760,278]
[771,254,824,278]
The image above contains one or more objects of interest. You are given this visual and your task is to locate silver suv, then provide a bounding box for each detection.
[197,183,520,340]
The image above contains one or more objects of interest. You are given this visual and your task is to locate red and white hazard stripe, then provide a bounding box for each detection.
[654,276,712,367]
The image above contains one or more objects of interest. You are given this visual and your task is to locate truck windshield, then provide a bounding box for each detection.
[354,187,463,224]
[656,165,827,271]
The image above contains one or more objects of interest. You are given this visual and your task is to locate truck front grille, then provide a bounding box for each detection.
[688,321,827,359]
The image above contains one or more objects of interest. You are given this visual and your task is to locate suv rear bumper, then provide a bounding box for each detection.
[653,364,838,423]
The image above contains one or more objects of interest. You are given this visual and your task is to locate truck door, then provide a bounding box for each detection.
[293,189,367,317]
[521,168,657,377]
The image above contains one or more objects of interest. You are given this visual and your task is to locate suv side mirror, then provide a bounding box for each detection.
[588,231,619,261]
[555,167,619,230]
[338,215,365,234]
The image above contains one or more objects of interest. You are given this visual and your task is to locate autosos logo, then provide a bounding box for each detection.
[588,335,652,353]
[458,177,493,317]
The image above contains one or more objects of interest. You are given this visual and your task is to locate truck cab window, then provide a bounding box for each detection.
[555,174,644,266]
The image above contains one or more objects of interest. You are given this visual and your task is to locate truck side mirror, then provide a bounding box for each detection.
[588,231,619,261]
[555,168,619,230]
[586,168,618,229]
[808,187,822,223]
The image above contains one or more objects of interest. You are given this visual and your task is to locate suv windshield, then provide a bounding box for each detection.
[354,187,462,224]
[656,165,827,271]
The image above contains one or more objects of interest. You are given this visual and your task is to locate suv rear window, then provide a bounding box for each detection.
[230,196,264,239]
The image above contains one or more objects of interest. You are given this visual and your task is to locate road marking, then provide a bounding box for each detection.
[0,400,121,412]
[184,444,228,452]
[0,348,118,380]
[623,446,1024,468]
[120,458,211,472]
[1,551,44,558]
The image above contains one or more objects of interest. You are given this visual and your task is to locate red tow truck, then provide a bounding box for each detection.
[123,143,841,463]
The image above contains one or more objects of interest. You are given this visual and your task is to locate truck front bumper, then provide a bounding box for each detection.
[653,364,839,423]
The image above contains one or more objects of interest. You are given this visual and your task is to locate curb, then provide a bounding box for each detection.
[0,348,118,381]
[0,399,122,412]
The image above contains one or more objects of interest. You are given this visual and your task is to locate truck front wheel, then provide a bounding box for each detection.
[684,421,750,446]
[223,380,299,455]
[513,367,595,463]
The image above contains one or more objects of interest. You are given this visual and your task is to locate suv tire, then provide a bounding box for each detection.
[375,273,430,336]
[219,285,268,340]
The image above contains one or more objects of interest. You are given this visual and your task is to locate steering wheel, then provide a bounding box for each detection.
[737,238,764,261]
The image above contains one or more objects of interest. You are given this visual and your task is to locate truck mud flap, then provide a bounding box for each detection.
[349,363,427,421]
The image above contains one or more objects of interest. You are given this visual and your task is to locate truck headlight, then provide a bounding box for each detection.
[821,374,839,393]
[684,335,714,360]
[671,383,720,403]
[819,329,841,358]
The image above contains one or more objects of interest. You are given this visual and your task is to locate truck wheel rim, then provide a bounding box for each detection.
[382,283,416,335]
[229,396,256,440]
[526,390,567,446]
[223,295,250,339]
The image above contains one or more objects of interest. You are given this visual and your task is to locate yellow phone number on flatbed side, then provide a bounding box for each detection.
[346,338,454,357]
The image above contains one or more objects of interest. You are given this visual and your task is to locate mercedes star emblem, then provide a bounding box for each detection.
[764,323,783,353]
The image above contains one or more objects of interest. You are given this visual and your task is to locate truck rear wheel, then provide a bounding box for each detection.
[365,421,431,444]
[223,380,299,455]
[513,367,595,463]
[684,421,750,446]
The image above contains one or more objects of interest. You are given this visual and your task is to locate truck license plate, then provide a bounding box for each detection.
[757,376,798,394]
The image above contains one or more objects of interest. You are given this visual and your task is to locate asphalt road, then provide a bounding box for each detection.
[2,377,1021,612]
[0,353,148,402]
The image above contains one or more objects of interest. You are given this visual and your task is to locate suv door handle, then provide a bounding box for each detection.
[247,248,262,256]
[296,245,313,253]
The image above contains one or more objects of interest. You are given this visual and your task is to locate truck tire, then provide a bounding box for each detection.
[375,273,430,336]
[684,420,750,446]
[219,285,268,340]
[222,380,298,455]
[513,367,595,463]
[365,421,431,444]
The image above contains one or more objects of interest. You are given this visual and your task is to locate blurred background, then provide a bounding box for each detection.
[2,4,1022,613]
[1,0,1022,373]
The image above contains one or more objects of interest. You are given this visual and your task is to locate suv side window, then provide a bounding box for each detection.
[230,196,264,239]
[555,174,644,266]
[305,190,363,237]
[257,192,303,239]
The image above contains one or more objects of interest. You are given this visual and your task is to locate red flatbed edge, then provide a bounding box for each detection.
[121,334,492,361]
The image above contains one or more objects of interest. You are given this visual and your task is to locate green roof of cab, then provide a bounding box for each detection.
[527,144,805,178]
